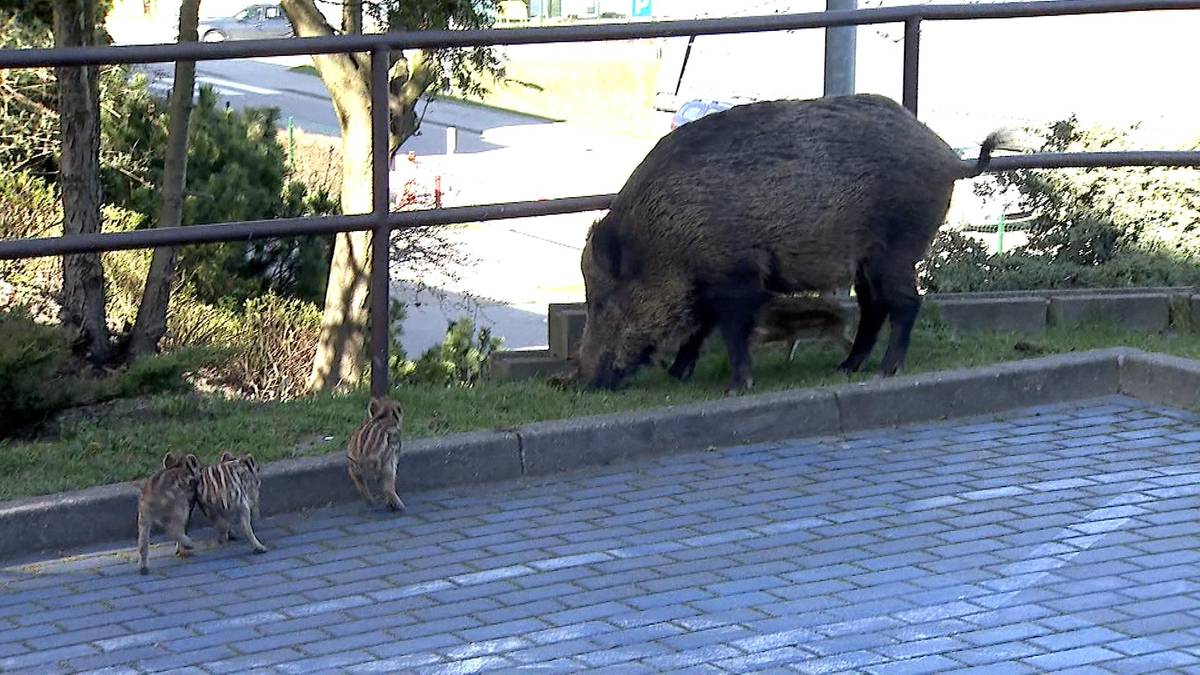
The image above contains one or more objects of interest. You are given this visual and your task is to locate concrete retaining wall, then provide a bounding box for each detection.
[492,287,1198,382]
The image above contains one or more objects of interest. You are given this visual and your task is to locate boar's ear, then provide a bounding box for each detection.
[590,221,640,279]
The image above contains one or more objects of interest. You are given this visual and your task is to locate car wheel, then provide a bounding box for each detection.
[202,30,226,42]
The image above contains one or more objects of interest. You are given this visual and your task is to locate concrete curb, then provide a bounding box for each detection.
[830,349,1125,433]
[519,388,841,477]
[1118,350,1200,409]
[4,347,1199,562]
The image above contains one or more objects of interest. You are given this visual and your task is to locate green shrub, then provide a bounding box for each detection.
[405,318,502,388]
[105,348,220,400]
[0,172,62,321]
[0,307,212,435]
[0,171,150,329]
[104,84,338,306]
[0,14,337,308]
[974,117,1200,265]
[922,116,1200,294]
[165,292,321,401]
[223,294,322,401]
[0,307,73,432]
[920,231,1200,293]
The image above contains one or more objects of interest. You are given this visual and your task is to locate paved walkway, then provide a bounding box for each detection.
[3,395,1200,673]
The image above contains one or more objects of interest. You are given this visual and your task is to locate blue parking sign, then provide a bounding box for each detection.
[632,0,651,17]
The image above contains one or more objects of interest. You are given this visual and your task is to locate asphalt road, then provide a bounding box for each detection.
[136,56,549,156]
[131,54,660,357]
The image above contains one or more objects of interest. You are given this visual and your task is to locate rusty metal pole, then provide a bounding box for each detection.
[370,46,391,399]
[902,17,920,115]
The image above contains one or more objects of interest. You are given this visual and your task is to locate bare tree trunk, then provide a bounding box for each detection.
[283,0,431,392]
[308,112,374,390]
[129,0,202,358]
[53,0,110,362]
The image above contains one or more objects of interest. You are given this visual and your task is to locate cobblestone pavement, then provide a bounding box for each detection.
[4,395,1200,673]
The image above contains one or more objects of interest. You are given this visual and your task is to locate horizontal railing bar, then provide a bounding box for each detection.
[0,213,375,260]
[384,194,613,229]
[987,150,1200,170]
[3,151,1198,260]
[1,0,1198,68]
[0,195,615,260]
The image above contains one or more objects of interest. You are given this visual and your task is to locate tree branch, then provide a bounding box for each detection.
[281,0,365,74]
[388,48,437,147]
[342,0,362,36]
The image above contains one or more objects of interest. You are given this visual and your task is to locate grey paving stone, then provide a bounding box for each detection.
[6,396,1200,672]
[1024,645,1123,669]
[297,630,396,656]
[504,637,603,664]
[950,640,1045,665]
[866,654,965,674]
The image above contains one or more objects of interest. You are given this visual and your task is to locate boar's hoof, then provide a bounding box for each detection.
[545,372,576,390]
[724,377,754,396]
[668,360,696,381]
[836,358,863,375]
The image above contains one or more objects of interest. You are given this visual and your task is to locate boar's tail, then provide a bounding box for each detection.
[966,128,1026,177]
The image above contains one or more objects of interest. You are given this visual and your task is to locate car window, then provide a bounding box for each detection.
[680,103,704,122]
[235,8,251,20]
[265,6,281,19]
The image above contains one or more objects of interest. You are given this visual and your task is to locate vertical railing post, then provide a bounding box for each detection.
[824,0,857,97]
[369,46,391,399]
[902,16,920,116]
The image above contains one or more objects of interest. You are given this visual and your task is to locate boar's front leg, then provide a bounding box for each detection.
[668,318,714,381]
[714,293,766,393]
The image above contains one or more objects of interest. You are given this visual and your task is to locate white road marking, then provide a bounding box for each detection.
[194,74,281,96]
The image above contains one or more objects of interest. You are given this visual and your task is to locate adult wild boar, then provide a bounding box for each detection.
[578,93,1010,391]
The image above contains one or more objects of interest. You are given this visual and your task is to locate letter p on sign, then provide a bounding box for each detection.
[633,0,651,17]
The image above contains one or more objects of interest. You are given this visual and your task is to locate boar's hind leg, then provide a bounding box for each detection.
[876,263,922,376]
[668,318,714,381]
[838,265,888,374]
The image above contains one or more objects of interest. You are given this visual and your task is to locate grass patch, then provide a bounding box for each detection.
[434,93,562,122]
[464,49,662,139]
[4,318,1199,502]
[288,64,318,77]
[291,45,664,139]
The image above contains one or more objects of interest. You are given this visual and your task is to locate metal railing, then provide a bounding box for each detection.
[2,0,1199,397]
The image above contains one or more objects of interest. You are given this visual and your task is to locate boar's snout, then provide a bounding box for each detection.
[581,351,620,390]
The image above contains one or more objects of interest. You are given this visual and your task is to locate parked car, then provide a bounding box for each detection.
[669,98,743,130]
[198,4,293,42]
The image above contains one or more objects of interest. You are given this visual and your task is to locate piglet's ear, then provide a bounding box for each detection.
[162,452,176,468]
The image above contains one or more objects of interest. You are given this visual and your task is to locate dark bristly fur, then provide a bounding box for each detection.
[137,452,200,574]
[347,397,406,512]
[196,451,268,553]
[577,93,1009,392]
